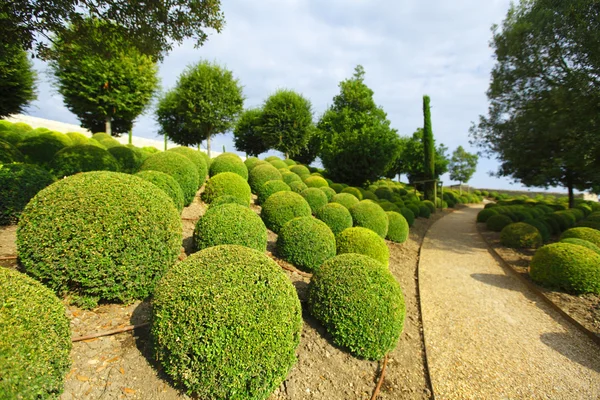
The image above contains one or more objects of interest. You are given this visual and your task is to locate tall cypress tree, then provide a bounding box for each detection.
[422,95,435,200]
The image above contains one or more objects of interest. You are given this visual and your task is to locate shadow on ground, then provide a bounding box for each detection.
[539,332,600,373]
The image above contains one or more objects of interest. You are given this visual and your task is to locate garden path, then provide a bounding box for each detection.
[419,204,600,399]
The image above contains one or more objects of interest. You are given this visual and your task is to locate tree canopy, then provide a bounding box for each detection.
[0,41,36,118]
[449,146,478,188]
[233,108,269,157]
[392,128,449,184]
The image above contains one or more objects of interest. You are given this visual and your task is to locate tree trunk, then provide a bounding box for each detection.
[459,183,462,195]
[128,130,132,145]
[164,134,167,151]
[568,183,574,209]
[285,152,289,159]
[207,134,211,159]
[105,116,112,136]
[197,142,200,151]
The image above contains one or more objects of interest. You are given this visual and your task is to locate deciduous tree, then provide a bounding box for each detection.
[233,108,268,157]
[392,128,449,185]
[449,145,478,193]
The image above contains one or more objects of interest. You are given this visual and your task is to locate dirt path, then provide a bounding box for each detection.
[419,205,600,399]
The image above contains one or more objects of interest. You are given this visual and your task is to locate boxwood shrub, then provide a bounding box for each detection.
[17,171,183,308]
[0,268,71,399]
[521,219,550,242]
[289,164,310,177]
[386,211,409,244]
[576,220,600,231]
[284,159,296,166]
[92,132,121,148]
[307,253,405,360]
[194,203,267,252]
[422,200,435,213]
[418,204,431,219]
[0,163,55,225]
[139,151,199,205]
[264,155,281,162]
[16,133,70,166]
[349,200,389,238]
[65,131,89,145]
[249,163,282,193]
[289,180,308,193]
[269,159,288,170]
[50,144,120,177]
[331,193,360,209]
[135,170,185,212]
[301,187,329,214]
[316,203,353,236]
[320,186,336,201]
[341,187,363,200]
[0,139,24,163]
[336,226,389,266]
[151,245,302,399]
[486,214,513,232]
[244,157,263,171]
[330,183,344,193]
[209,153,248,180]
[374,187,393,200]
[304,176,329,188]
[477,208,498,223]
[560,238,600,255]
[208,195,249,209]
[261,191,312,233]
[530,243,600,294]
[560,227,600,247]
[276,217,336,272]
[257,180,291,204]
[168,146,208,186]
[500,223,543,249]
[108,146,143,174]
[379,201,400,213]
[282,171,302,186]
[202,172,252,205]
[399,207,415,227]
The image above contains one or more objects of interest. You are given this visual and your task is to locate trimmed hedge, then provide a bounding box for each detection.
[422,200,435,213]
[418,204,431,219]
[208,195,249,209]
[261,191,312,233]
[530,243,600,294]
[341,187,363,200]
[316,203,353,236]
[477,208,498,223]
[65,131,89,145]
[349,200,389,238]
[257,180,291,204]
[289,180,308,193]
[202,172,252,205]
[399,207,415,227]
[330,183,344,193]
[135,170,185,212]
[139,151,199,205]
[304,176,329,188]
[301,187,329,214]
[336,227,389,266]
[16,133,70,166]
[50,144,120,177]
[560,238,600,255]
[276,217,336,272]
[108,146,142,174]
[289,164,310,177]
[386,211,409,244]
[249,163,282,193]
[269,159,288,169]
[209,153,248,180]
[374,187,393,200]
[486,214,513,232]
[522,219,550,243]
[169,146,209,186]
[0,139,24,163]
[331,193,360,209]
[92,132,121,148]
[560,227,600,247]
[244,157,263,171]
[320,186,336,201]
[194,204,267,252]
[0,268,72,399]
[500,223,543,249]
[0,163,55,225]
[284,159,296,166]
[17,172,182,308]
[307,253,405,360]
[282,171,302,186]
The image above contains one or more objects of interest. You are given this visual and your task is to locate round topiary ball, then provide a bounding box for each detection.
[336,227,389,266]
[92,132,121,148]
[349,200,389,238]
[418,204,431,219]
[108,145,143,173]
[244,157,263,171]
[282,171,302,186]
[0,268,72,399]
[331,192,360,209]
[202,171,252,205]
[265,155,281,162]
[0,163,55,225]
[560,237,600,255]
[289,164,310,177]
[289,180,308,193]
[374,187,394,200]
[261,191,312,233]
[0,139,24,163]
[135,170,185,212]
[316,203,353,236]
[341,187,363,200]
[194,203,267,252]
[301,187,329,214]
[208,195,249,209]
[168,146,209,186]
[209,153,248,180]
[530,243,600,294]
[486,214,513,232]
[386,211,409,244]
[284,159,296,166]
[276,217,336,272]
[399,207,415,227]
[318,186,335,202]
[304,176,329,188]
[249,163,282,193]
[329,183,344,193]
[522,218,550,243]
[307,253,405,360]
[17,171,183,308]
[477,208,499,223]
[152,245,302,399]
[257,180,291,204]
[50,144,120,177]
[269,159,288,170]
[16,133,70,166]
[500,222,543,249]
[422,200,435,213]
[560,227,600,247]
[140,151,200,205]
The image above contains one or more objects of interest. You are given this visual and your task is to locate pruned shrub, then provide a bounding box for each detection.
[522,219,550,243]
[0,268,71,399]
[276,217,336,272]
[486,214,513,232]
[269,159,288,170]
[152,245,302,399]
[576,220,600,231]
[209,153,248,180]
[349,200,389,238]
[284,159,296,166]
[92,132,121,148]
[320,186,336,201]
[17,172,182,308]
[330,183,344,193]
[560,227,600,247]
[316,203,353,236]
[418,204,431,219]
[386,211,409,244]
[308,253,405,360]
[289,180,308,193]
[289,164,310,177]
[551,211,576,231]
[336,226,389,266]
[560,238,600,255]
[500,223,543,249]
[399,207,415,227]
[407,203,421,218]
[65,131,89,145]
[169,146,208,186]
[139,151,199,205]
[379,202,400,213]
[202,171,252,206]
[50,144,120,177]
[530,243,600,294]
[374,187,393,200]
[249,163,282,193]
[261,191,312,233]
[16,133,70,166]
[0,139,24,163]
[282,171,302,186]
[108,145,143,173]
[257,180,291,204]
[135,170,185,212]
[208,195,249,209]
[301,187,328,214]
[304,176,328,188]
[422,200,435,213]
[331,192,360,209]
[244,157,263,171]
[341,187,363,200]
[194,204,267,252]
[265,155,281,162]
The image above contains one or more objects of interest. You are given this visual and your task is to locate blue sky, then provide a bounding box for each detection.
[23,0,569,192]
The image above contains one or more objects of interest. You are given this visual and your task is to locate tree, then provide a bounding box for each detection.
[0,41,36,118]
[233,108,269,157]
[258,89,314,159]
[293,126,321,165]
[392,128,449,185]
[422,95,435,200]
[449,146,478,193]
[470,0,600,208]
[156,60,244,157]
[318,65,401,186]
[1,0,224,60]
[49,19,159,136]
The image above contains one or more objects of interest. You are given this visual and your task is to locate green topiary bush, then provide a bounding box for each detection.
[257,180,291,204]
[261,191,312,233]
[486,214,513,232]
[374,187,393,200]
[307,253,405,360]
[244,157,263,171]
[418,204,431,219]
[169,146,209,186]
[0,163,55,225]
[304,176,329,188]
[0,139,24,163]
[139,151,199,205]
[65,131,89,145]
[283,159,296,166]
[331,192,360,209]
[208,195,249,209]
[249,163,282,193]
[560,238,600,255]
[152,245,302,399]
[49,144,120,177]
[336,226,389,266]
[320,186,336,201]
[16,133,70,166]
[530,243,600,294]
[477,208,498,223]
[135,170,185,212]
[576,220,600,231]
[276,217,336,272]
[330,183,344,193]
[282,171,302,186]
[264,156,281,162]
[108,145,143,173]
[349,200,389,238]
[522,219,550,243]
[500,223,543,249]
[386,211,409,244]
[269,159,288,170]
[209,153,248,180]
[289,164,310,177]
[0,268,71,399]
[379,202,400,213]
[194,204,267,252]
[341,186,363,200]
[17,172,182,308]
[560,227,600,247]
[202,172,252,205]
[316,203,353,236]
[422,200,435,213]
[92,132,121,148]
[289,180,308,193]
[301,187,328,214]
[399,207,415,227]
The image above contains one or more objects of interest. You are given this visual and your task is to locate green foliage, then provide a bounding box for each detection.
[418,204,431,219]
[260,191,312,233]
[289,180,308,194]
[0,163,55,225]
[331,192,360,209]
[392,128,449,186]
[301,187,328,214]
[500,222,543,249]
[308,253,405,360]
[422,95,435,199]
[284,159,296,166]
[209,153,248,180]
[65,131,89,145]
[304,176,329,188]
[139,151,199,205]
[257,180,291,204]
[282,171,302,186]
[316,203,353,236]
[477,208,499,223]
[289,164,310,177]
[0,139,24,163]
[341,186,363,200]
[108,145,142,173]
[233,108,268,157]
[349,200,389,238]
[168,146,208,186]
[560,238,600,255]
[449,146,478,186]
[16,133,70,166]
[386,211,409,243]
[269,159,288,169]
[330,183,344,193]
[152,245,302,399]
[422,200,435,214]
[399,207,415,227]
[0,42,37,118]
[92,132,121,148]
[530,243,600,294]
[244,157,264,171]
[265,156,281,162]
[194,204,267,252]
[560,227,600,247]
[17,171,182,307]
[486,214,513,232]
[248,163,282,193]
[208,195,249,209]
[0,268,71,399]
[320,186,336,201]
[276,217,336,272]
[522,218,550,243]
[374,187,393,200]
[50,144,120,177]
[202,172,251,205]
[135,170,185,212]
[336,227,389,266]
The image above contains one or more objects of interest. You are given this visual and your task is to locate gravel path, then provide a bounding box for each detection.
[419,205,600,399]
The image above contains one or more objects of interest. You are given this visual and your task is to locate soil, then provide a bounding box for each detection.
[478,224,600,338]
[0,190,451,400]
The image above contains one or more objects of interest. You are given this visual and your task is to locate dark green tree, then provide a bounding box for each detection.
[156,60,244,158]
[318,65,401,186]
[0,41,36,118]
[233,108,268,157]
[449,146,478,193]
[293,126,321,165]
[422,95,435,199]
[393,128,449,185]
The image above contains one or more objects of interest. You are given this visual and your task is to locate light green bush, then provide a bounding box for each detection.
[276,217,336,272]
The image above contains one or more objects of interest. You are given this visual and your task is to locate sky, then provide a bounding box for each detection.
[22,0,571,193]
